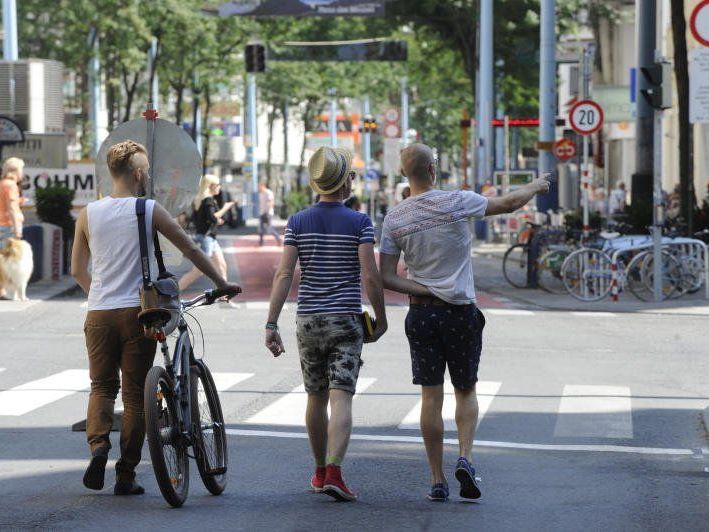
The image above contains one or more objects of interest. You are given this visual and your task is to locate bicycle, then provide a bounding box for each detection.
[140,286,240,508]
[502,222,542,288]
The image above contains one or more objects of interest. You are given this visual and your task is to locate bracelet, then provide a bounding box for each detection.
[265,322,279,331]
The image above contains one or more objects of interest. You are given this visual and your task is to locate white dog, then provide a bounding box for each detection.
[0,238,33,301]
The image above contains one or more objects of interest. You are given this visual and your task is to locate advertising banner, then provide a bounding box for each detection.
[218,0,386,17]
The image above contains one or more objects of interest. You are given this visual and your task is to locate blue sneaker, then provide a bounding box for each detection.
[455,457,481,500]
[427,482,449,502]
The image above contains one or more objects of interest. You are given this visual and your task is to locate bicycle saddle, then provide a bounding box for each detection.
[599,231,621,240]
[138,307,173,329]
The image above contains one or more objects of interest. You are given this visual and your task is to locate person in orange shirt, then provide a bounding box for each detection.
[0,157,25,300]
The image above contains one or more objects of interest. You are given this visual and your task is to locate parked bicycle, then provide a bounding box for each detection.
[141,286,240,508]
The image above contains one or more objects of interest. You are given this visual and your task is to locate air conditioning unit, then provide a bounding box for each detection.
[0,59,64,133]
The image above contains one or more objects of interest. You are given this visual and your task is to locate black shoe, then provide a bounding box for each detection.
[455,457,481,500]
[114,481,145,496]
[83,447,109,490]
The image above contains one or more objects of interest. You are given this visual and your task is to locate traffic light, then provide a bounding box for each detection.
[362,115,378,133]
[640,60,672,110]
[245,43,266,73]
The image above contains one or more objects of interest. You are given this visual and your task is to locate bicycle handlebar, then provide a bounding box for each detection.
[182,286,241,309]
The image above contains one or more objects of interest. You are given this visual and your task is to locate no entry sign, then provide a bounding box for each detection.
[553,138,577,162]
[569,99,604,135]
[691,0,709,47]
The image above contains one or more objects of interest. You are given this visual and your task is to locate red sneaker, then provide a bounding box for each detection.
[310,466,326,492]
[322,465,357,502]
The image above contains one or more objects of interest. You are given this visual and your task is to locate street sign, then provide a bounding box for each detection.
[691,0,709,47]
[0,116,24,144]
[569,99,604,135]
[384,123,400,139]
[690,48,709,123]
[384,108,400,122]
[553,138,577,162]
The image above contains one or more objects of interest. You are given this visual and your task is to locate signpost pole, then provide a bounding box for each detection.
[3,0,18,61]
[504,115,511,244]
[88,30,102,159]
[364,95,373,220]
[581,44,593,239]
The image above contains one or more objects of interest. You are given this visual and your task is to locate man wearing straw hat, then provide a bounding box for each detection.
[265,146,387,502]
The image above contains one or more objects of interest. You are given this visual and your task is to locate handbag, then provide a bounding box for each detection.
[135,198,180,336]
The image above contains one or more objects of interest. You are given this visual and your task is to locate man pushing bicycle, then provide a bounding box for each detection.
[71,140,239,495]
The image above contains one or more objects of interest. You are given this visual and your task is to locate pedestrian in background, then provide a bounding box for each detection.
[258,181,282,246]
[71,141,237,496]
[609,182,626,216]
[379,143,550,502]
[179,174,234,291]
[265,146,387,502]
[0,157,26,300]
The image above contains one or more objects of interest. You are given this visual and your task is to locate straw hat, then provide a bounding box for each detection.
[308,146,353,195]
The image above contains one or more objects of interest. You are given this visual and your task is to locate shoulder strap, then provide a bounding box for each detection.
[135,198,152,289]
[153,232,171,280]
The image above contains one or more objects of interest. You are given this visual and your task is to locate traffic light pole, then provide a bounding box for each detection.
[247,73,259,218]
[581,44,594,239]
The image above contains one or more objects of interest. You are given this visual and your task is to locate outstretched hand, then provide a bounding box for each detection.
[533,173,552,195]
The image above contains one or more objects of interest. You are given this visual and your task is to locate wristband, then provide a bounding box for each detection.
[265,322,279,331]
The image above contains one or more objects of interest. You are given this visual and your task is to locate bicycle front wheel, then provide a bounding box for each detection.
[502,244,529,288]
[191,360,228,495]
[561,248,613,301]
[145,366,190,507]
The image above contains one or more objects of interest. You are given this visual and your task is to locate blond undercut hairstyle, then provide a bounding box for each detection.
[107,140,147,178]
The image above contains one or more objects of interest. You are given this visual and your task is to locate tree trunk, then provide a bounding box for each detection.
[266,105,276,187]
[297,99,314,190]
[202,85,212,174]
[174,84,184,125]
[671,0,695,233]
[122,69,140,123]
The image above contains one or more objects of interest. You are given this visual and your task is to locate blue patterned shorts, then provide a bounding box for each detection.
[404,304,485,390]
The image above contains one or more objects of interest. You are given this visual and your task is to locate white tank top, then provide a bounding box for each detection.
[87,196,157,311]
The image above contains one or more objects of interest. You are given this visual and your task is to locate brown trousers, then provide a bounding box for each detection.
[84,307,156,483]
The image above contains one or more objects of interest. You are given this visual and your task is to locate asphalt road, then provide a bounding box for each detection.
[1,288,709,531]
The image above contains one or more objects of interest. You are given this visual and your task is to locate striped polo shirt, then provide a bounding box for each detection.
[284,201,375,315]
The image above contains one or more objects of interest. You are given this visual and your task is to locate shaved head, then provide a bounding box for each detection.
[401,143,434,183]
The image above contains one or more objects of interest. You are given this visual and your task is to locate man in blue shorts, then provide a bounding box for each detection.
[265,146,387,501]
[380,143,550,502]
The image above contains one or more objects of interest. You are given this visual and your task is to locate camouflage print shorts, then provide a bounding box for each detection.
[295,314,364,394]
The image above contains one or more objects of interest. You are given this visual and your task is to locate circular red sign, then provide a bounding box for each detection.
[569,99,604,136]
[691,0,709,47]
[553,138,577,162]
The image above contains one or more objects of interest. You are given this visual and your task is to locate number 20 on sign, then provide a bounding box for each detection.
[569,99,604,135]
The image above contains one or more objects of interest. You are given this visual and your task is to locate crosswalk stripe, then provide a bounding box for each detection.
[571,312,616,318]
[246,378,377,426]
[0,370,90,416]
[486,309,535,316]
[398,381,502,431]
[113,371,254,414]
[554,385,633,439]
[0,368,5,374]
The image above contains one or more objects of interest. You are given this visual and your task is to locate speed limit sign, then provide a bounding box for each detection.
[569,99,604,135]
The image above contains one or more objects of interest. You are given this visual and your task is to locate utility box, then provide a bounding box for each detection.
[0,59,64,133]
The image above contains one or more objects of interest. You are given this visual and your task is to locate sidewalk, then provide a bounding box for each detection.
[473,242,709,315]
[0,276,77,313]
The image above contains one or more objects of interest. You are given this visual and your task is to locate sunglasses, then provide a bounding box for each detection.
[348,171,358,181]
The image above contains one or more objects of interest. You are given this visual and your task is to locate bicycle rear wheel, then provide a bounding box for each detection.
[640,250,681,299]
[537,249,570,294]
[144,366,190,507]
[502,244,529,288]
[561,248,612,301]
[191,360,228,495]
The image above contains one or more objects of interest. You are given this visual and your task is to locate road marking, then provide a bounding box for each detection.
[246,378,376,426]
[398,381,501,430]
[210,372,255,391]
[244,301,287,311]
[0,368,5,374]
[0,300,38,312]
[554,385,633,439]
[571,312,616,318]
[485,309,535,316]
[225,429,693,456]
[0,370,90,416]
